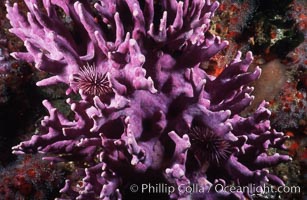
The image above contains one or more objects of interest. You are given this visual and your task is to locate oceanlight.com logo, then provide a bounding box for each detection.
[214,183,301,196]
[129,183,301,196]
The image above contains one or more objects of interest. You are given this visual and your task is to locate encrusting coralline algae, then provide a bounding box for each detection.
[6,0,291,199]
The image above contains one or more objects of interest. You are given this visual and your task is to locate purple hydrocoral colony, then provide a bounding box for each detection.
[7,0,291,199]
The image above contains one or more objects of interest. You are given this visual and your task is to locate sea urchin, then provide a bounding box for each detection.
[189,126,232,166]
[70,64,112,97]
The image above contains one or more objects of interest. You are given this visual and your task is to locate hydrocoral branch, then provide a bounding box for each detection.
[165,131,190,198]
